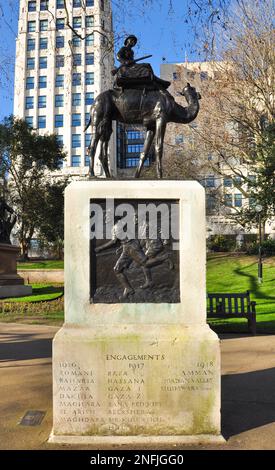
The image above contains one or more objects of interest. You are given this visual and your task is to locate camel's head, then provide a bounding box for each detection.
[181,83,201,102]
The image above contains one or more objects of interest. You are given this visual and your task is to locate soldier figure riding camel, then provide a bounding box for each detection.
[113,35,171,91]
[85,35,201,179]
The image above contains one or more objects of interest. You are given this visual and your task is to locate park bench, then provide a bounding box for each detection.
[207,290,257,335]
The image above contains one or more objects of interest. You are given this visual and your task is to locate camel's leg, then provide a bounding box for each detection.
[99,138,111,178]
[98,122,112,178]
[135,128,156,178]
[88,131,100,177]
[155,118,166,179]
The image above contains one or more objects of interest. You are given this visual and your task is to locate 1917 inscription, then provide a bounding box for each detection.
[55,356,216,430]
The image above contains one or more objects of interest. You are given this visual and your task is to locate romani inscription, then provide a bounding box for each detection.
[56,357,216,428]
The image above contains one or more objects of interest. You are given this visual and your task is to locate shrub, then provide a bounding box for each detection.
[207,235,236,252]
[246,238,275,256]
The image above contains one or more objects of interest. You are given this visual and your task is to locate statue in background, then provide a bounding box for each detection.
[0,198,17,245]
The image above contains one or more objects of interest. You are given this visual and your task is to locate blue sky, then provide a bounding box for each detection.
[0,0,198,121]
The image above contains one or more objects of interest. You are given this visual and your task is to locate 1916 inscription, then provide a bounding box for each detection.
[55,356,216,429]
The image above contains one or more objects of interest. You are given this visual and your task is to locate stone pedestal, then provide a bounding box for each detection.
[49,180,224,445]
[0,243,32,298]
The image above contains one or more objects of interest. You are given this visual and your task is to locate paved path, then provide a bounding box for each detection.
[1,323,275,450]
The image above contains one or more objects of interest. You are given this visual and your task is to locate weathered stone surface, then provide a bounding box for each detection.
[0,285,32,299]
[0,243,32,298]
[50,180,222,444]
[52,324,220,438]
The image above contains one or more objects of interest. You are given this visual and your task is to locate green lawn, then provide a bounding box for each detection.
[207,253,275,333]
[1,254,275,332]
[17,260,64,270]
[3,284,64,303]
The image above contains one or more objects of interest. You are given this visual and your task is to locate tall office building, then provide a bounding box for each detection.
[14,0,116,177]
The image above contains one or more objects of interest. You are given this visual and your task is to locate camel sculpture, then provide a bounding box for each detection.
[85,82,201,178]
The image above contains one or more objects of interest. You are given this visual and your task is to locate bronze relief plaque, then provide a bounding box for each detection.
[90,199,179,303]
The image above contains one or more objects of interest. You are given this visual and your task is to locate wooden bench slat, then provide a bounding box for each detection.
[207,291,256,335]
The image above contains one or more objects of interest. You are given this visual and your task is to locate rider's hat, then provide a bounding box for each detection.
[124,35,138,46]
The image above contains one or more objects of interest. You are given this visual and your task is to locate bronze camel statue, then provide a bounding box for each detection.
[85,83,201,178]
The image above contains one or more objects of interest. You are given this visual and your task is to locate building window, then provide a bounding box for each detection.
[85,34,94,46]
[56,135,63,147]
[55,114,63,127]
[39,75,47,88]
[38,95,47,108]
[40,19,48,32]
[85,92,94,105]
[73,53,82,66]
[85,52,94,65]
[72,73,81,86]
[27,21,36,33]
[72,113,81,126]
[127,144,143,153]
[206,175,215,188]
[56,0,64,8]
[175,134,184,144]
[55,74,64,87]
[86,0,94,6]
[56,18,65,30]
[233,176,242,186]
[39,37,48,49]
[85,133,91,148]
[248,174,257,185]
[224,194,233,207]
[125,157,142,168]
[25,96,34,109]
[72,35,81,47]
[85,155,90,166]
[224,177,232,187]
[25,116,34,128]
[72,155,81,167]
[28,1,36,12]
[56,36,64,48]
[173,72,179,80]
[85,72,94,85]
[72,93,81,106]
[26,76,35,90]
[56,55,64,67]
[126,130,144,140]
[38,115,46,129]
[27,57,35,70]
[249,197,256,208]
[72,134,81,148]
[85,16,94,28]
[234,193,242,207]
[55,94,64,107]
[206,195,216,211]
[85,113,90,125]
[40,0,48,10]
[27,38,35,51]
[73,0,82,6]
[39,56,47,69]
[73,17,81,29]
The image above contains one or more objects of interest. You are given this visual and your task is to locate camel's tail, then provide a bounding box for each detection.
[84,115,92,132]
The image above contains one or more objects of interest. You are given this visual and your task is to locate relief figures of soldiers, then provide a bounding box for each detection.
[91,198,180,304]
[95,214,174,301]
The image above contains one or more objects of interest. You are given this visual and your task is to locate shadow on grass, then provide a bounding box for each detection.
[222,367,275,439]
[209,320,275,335]
[30,286,63,297]
[233,261,275,302]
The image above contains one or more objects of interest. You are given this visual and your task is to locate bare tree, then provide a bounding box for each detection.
[191,0,275,229]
